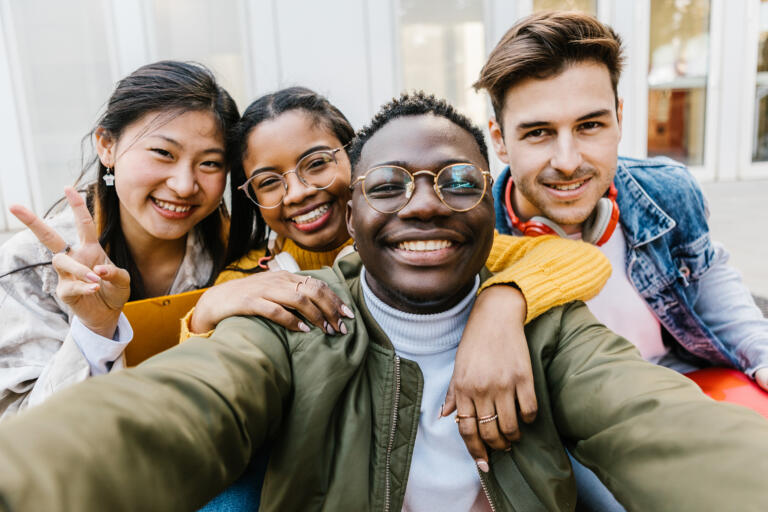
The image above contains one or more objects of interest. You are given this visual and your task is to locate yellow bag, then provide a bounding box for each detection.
[123,288,206,366]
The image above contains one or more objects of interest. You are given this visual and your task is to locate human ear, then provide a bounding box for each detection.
[345,199,356,240]
[616,98,624,141]
[488,118,510,164]
[94,126,117,168]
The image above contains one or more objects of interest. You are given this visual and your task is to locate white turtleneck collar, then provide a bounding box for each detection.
[360,267,480,356]
[359,267,492,511]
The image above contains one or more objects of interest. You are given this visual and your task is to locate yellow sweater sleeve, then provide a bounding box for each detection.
[178,249,268,343]
[179,307,214,342]
[481,232,612,324]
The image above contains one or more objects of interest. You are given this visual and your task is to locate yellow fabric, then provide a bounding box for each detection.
[481,232,612,323]
[182,232,610,340]
[179,306,214,341]
[214,238,355,285]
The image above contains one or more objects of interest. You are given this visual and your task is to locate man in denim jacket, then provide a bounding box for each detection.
[476,11,768,387]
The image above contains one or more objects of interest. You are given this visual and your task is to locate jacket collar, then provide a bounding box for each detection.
[338,254,395,351]
[613,163,676,248]
[493,164,676,248]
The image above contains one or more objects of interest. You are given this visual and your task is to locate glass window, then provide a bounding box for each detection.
[149,0,247,108]
[752,0,768,162]
[533,0,597,15]
[8,0,113,210]
[647,0,710,166]
[398,0,487,126]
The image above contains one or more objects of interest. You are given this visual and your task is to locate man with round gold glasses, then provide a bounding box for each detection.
[350,162,492,214]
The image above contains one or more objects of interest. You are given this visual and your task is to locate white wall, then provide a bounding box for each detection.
[1,0,766,231]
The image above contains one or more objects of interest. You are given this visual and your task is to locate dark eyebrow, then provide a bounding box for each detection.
[576,109,612,122]
[297,145,333,161]
[249,145,334,177]
[147,135,224,155]
[516,120,550,131]
[516,109,613,131]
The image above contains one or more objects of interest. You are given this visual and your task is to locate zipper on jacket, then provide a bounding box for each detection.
[477,466,498,512]
[384,355,401,512]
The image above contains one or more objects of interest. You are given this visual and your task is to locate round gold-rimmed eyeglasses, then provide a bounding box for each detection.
[350,163,492,214]
[238,147,346,209]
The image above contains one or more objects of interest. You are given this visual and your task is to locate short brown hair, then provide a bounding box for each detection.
[474,11,625,121]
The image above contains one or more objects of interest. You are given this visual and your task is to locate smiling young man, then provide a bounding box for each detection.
[2,93,768,512]
[476,12,768,386]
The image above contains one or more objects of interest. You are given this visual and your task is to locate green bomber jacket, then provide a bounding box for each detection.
[1,253,768,511]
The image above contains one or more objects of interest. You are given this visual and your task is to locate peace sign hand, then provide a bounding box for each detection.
[9,187,131,338]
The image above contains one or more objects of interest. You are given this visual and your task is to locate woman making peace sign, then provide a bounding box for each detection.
[0,61,239,418]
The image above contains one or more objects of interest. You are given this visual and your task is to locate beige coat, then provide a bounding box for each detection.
[0,208,212,419]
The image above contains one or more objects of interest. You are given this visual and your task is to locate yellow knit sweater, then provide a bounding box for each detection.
[215,238,355,284]
[180,233,611,340]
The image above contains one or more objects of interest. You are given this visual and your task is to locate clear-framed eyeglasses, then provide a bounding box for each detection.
[350,163,492,214]
[238,147,346,209]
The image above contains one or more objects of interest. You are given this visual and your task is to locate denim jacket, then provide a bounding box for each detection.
[493,156,768,375]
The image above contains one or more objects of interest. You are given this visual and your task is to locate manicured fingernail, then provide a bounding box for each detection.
[85,272,100,283]
[338,321,347,335]
[505,446,513,452]
[88,283,100,292]
[341,305,355,318]
[298,321,310,333]
[476,460,490,473]
[324,321,336,335]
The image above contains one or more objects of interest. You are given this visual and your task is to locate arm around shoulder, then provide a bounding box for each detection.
[482,232,611,322]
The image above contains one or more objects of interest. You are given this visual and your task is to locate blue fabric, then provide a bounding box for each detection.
[568,451,625,512]
[492,156,768,374]
[198,452,268,512]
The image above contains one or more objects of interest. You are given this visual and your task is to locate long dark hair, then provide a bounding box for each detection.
[79,60,239,299]
[224,87,355,268]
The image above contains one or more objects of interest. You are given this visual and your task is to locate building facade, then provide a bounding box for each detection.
[1,0,767,231]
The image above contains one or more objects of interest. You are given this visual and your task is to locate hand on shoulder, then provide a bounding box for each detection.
[191,269,354,335]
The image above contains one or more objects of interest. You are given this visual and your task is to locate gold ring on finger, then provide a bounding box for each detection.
[295,276,311,292]
[454,414,475,424]
[478,413,499,424]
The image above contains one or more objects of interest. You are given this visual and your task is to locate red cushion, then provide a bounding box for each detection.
[686,368,768,419]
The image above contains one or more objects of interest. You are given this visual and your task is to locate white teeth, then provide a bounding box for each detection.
[153,198,191,212]
[291,204,330,224]
[397,240,454,252]
[547,182,583,191]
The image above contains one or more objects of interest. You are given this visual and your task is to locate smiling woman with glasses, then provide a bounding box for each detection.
[239,146,346,209]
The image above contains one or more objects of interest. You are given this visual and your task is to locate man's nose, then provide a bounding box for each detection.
[550,135,583,176]
[397,176,451,220]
